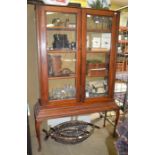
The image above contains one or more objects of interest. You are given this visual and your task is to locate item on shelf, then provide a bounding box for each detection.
[93,16,103,24]
[117,27,128,54]
[61,68,74,76]
[54,88,62,99]
[88,0,111,10]
[69,0,87,7]
[52,18,64,26]
[64,18,69,27]
[50,84,76,100]
[88,67,107,77]
[116,62,124,72]
[43,0,69,6]
[89,15,112,31]
[86,80,108,96]
[96,87,105,93]
[48,55,53,76]
[53,34,69,49]
[116,61,127,72]
[87,35,89,48]
[118,34,121,41]
[47,47,53,50]
[48,55,75,77]
[101,33,111,50]
[89,80,104,88]
[64,84,76,98]
[117,47,122,53]
[68,23,76,28]
[90,32,111,50]
[87,61,107,76]
[92,36,101,48]
[124,36,128,40]
[124,46,128,53]
[51,55,62,76]
[70,42,76,50]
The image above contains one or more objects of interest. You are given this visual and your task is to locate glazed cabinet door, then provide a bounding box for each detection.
[36,6,81,105]
[81,9,119,103]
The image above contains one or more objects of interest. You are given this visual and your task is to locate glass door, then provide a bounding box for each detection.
[81,10,117,101]
[85,14,112,98]
[45,10,80,102]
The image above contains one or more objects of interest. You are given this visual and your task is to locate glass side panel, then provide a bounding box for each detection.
[46,12,77,101]
[85,14,112,98]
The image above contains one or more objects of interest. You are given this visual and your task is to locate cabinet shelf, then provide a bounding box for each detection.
[87,75,108,78]
[48,49,76,53]
[118,40,128,44]
[119,26,128,32]
[47,27,76,31]
[87,29,111,33]
[87,48,110,53]
[87,51,110,53]
[117,53,128,56]
[48,75,76,80]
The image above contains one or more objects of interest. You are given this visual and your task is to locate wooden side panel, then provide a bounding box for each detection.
[36,6,48,105]
[75,9,82,102]
[81,9,87,102]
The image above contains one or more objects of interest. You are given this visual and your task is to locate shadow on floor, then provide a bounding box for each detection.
[105,124,118,155]
[106,135,118,155]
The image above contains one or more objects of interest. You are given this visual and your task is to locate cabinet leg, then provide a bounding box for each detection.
[35,120,42,151]
[113,109,120,137]
[103,111,107,127]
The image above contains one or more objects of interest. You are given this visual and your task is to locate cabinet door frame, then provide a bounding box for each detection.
[36,5,82,105]
[81,9,120,103]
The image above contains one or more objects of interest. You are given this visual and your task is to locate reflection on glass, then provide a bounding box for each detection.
[46,12,77,101]
[85,14,112,98]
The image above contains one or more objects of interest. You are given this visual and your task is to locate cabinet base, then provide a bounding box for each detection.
[34,99,120,151]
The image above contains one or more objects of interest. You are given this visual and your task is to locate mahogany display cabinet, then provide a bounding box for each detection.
[34,4,120,151]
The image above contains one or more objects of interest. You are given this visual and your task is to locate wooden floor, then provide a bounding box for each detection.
[28,110,118,155]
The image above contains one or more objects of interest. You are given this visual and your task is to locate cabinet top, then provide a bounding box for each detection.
[35,4,120,15]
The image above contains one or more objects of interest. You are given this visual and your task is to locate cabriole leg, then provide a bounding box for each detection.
[113,109,120,137]
[103,111,107,127]
[35,120,42,151]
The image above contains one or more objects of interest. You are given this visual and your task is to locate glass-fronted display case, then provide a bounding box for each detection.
[34,5,120,151]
